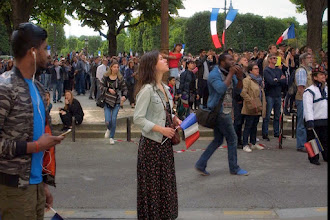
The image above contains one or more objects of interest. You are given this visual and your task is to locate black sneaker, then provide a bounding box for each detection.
[89,97,93,100]
[311,161,321,165]
[262,134,270,141]
[297,148,307,153]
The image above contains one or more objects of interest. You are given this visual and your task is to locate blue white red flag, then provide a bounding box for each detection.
[276,23,295,45]
[210,8,222,48]
[225,8,238,30]
[180,113,200,149]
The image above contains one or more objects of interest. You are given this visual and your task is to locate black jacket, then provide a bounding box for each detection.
[66,98,84,121]
[50,66,65,84]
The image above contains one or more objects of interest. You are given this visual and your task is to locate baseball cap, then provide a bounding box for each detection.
[278,42,287,47]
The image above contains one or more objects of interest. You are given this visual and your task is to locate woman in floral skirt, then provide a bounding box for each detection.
[134,51,182,219]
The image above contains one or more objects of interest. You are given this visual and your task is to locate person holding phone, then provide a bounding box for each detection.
[0,23,65,220]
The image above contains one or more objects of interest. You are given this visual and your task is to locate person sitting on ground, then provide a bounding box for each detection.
[59,90,84,131]
[303,65,328,165]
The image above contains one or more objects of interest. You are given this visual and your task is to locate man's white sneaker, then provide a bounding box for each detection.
[243,145,252,152]
[105,129,110,138]
[109,138,115,145]
[251,144,265,150]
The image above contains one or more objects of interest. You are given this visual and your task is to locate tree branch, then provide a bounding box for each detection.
[97,28,107,39]
[117,15,145,35]
[77,5,108,21]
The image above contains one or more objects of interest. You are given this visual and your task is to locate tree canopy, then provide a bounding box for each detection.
[289,0,328,52]
[64,0,184,56]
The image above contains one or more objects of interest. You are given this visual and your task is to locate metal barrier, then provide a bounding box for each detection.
[70,116,132,142]
[72,116,75,142]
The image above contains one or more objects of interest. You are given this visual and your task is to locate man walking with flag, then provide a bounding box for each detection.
[195,53,248,176]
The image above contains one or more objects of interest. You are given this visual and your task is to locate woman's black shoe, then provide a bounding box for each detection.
[262,134,270,141]
[311,161,321,165]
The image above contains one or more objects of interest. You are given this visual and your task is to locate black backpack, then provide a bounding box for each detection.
[287,69,297,96]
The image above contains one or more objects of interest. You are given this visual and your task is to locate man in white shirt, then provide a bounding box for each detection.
[96,58,109,99]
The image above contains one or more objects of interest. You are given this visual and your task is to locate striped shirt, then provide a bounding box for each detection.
[295,67,307,86]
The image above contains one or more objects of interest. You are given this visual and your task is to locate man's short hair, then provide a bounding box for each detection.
[299,52,311,63]
[168,76,175,82]
[268,53,277,59]
[199,49,204,54]
[268,44,276,52]
[278,42,287,47]
[11,23,47,59]
[218,53,230,65]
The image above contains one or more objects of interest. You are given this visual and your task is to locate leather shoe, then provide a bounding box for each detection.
[262,134,270,141]
[297,148,307,153]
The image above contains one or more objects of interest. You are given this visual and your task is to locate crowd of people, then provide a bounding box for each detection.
[0,22,328,220]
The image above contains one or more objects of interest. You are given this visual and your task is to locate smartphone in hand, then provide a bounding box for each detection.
[59,129,72,136]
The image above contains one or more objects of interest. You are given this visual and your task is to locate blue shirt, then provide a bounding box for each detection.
[24,79,45,184]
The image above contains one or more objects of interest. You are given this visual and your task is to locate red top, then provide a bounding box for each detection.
[168,52,182,68]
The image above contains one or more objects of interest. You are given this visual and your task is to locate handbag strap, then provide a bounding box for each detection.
[155,89,173,123]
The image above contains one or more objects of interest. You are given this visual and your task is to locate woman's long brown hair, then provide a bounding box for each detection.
[104,61,123,80]
[64,90,74,110]
[134,51,159,97]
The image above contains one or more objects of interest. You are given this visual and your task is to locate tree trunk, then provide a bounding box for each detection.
[107,21,117,57]
[305,0,327,53]
[10,0,34,29]
[160,0,170,83]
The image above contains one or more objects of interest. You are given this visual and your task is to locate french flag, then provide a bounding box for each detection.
[210,8,221,48]
[180,113,200,149]
[276,23,295,45]
[222,8,238,45]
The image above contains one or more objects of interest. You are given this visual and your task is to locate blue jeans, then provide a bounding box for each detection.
[262,96,281,136]
[44,74,51,90]
[243,115,260,146]
[296,100,306,149]
[40,73,45,86]
[52,81,63,101]
[104,104,120,138]
[75,73,85,95]
[195,113,240,174]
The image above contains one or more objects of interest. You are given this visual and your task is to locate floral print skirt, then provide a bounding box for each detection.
[137,128,178,220]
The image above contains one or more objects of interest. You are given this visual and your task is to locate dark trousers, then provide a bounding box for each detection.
[307,126,328,163]
[85,73,91,90]
[75,73,85,95]
[60,111,83,128]
[233,100,244,144]
[284,92,295,113]
[198,79,209,107]
[63,79,71,92]
[242,115,260,146]
[127,83,135,105]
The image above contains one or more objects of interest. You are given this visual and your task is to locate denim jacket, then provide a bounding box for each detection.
[134,83,174,143]
[207,65,237,114]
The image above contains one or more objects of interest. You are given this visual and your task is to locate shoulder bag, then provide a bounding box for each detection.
[196,98,223,129]
[156,90,180,145]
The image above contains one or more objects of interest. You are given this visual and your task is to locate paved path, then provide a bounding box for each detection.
[43,136,327,220]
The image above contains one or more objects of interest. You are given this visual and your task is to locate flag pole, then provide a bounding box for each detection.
[223,0,227,50]
[161,127,179,145]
